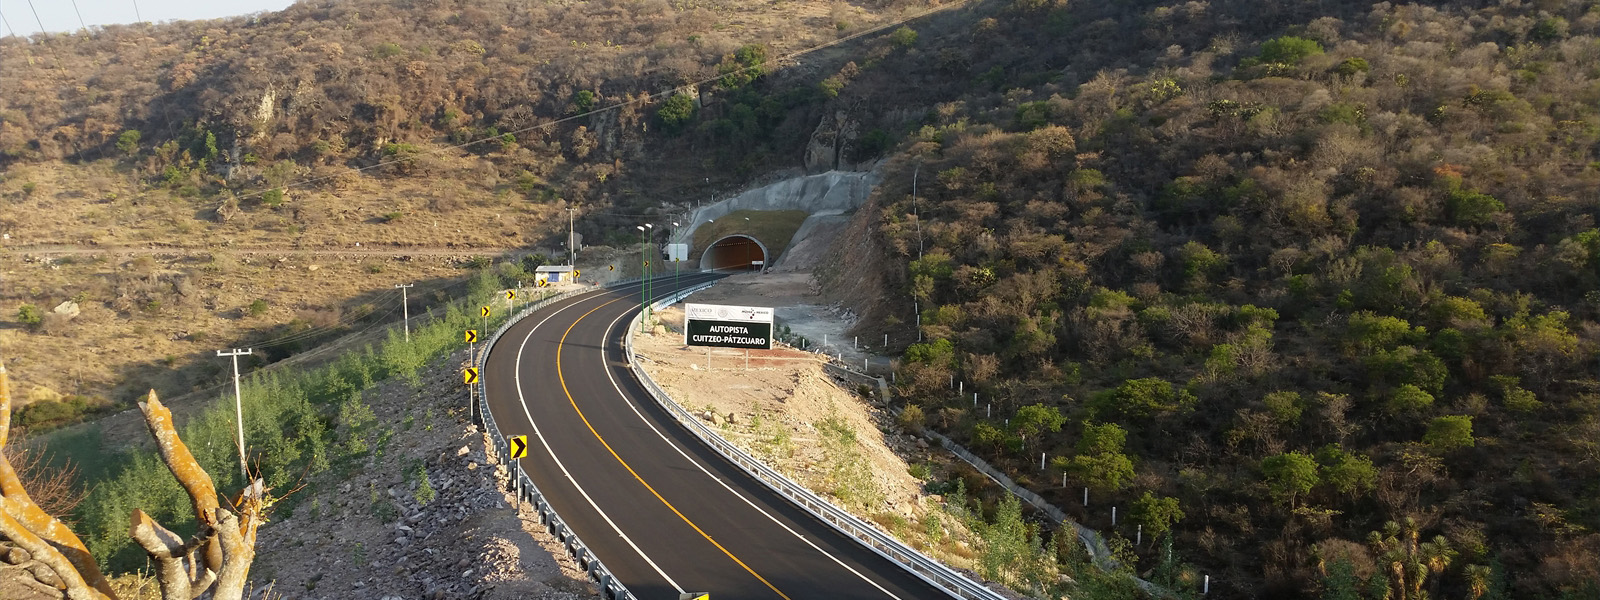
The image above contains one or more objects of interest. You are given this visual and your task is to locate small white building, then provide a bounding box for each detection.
[534,265,575,284]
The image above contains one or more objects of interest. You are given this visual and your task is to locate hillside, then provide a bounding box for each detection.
[810,0,1600,599]
[3,0,1599,597]
[0,0,922,427]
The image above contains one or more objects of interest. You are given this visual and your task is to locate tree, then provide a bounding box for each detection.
[116,130,142,156]
[1011,403,1065,447]
[1130,492,1184,539]
[1262,451,1319,505]
[1064,422,1135,493]
[657,93,697,134]
[1065,452,1134,494]
[1316,445,1377,497]
[1424,416,1474,452]
[0,361,266,599]
[972,421,1013,453]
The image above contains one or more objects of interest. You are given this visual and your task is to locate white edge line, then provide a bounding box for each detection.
[600,300,906,600]
[510,292,686,594]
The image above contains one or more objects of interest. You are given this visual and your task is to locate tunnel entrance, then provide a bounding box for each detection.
[698,234,769,271]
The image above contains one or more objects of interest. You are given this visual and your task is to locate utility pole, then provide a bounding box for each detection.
[394,283,414,342]
[216,348,253,479]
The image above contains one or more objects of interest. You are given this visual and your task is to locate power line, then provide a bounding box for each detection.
[23,0,48,36]
[68,0,87,32]
[0,5,15,38]
[244,0,970,204]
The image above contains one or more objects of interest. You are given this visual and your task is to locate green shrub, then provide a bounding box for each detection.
[1333,57,1370,76]
[1529,16,1568,42]
[904,338,955,366]
[261,188,285,206]
[116,130,141,156]
[574,90,597,112]
[249,299,269,316]
[1319,102,1366,125]
[1091,377,1195,419]
[1424,416,1474,451]
[890,26,919,48]
[1257,36,1324,65]
[1262,391,1304,425]
[373,42,404,58]
[1179,241,1226,278]
[16,304,42,329]
[716,44,768,89]
[1386,384,1435,414]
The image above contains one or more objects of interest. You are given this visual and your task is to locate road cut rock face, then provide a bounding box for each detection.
[247,349,600,600]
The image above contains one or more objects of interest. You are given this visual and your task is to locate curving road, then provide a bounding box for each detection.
[482,275,946,599]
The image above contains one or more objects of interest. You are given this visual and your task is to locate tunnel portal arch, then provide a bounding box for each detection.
[698,234,769,271]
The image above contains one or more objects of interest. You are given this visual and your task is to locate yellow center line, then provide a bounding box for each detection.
[555,296,792,600]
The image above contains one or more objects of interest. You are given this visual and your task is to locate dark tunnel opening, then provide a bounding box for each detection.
[698,235,768,271]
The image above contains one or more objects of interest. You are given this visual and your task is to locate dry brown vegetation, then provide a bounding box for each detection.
[812,0,1600,598]
[5,0,1599,597]
[0,0,915,425]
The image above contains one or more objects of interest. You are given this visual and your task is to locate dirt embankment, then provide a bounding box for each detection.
[637,305,928,516]
[249,349,599,600]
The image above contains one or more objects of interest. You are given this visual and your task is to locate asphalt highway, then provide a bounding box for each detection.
[482,275,948,599]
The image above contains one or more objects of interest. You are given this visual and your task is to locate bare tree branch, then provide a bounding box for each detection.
[0,362,118,599]
[137,391,224,574]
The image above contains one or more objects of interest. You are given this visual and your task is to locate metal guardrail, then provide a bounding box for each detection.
[625,285,1009,600]
[476,282,643,600]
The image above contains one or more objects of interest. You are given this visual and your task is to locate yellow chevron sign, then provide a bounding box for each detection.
[464,330,478,343]
[508,435,528,459]
[463,368,480,385]
[480,306,491,318]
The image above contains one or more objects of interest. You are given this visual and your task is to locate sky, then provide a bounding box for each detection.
[0,0,296,37]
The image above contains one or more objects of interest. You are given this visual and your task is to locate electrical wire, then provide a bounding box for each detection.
[130,0,141,23]
[23,0,46,35]
[1,3,16,37]
[68,0,87,32]
[242,0,971,203]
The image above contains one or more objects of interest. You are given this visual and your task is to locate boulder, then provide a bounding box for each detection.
[51,301,79,319]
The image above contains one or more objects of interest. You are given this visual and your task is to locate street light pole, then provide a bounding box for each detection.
[638,225,650,332]
[217,348,253,479]
[672,221,681,299]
